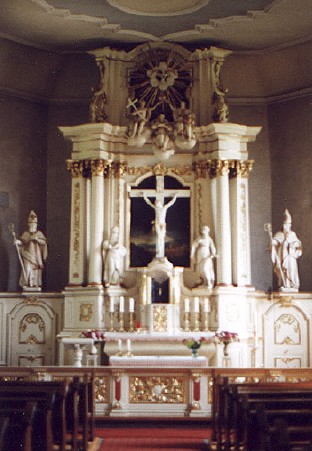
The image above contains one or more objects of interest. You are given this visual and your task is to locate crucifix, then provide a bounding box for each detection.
[130,175,190,259]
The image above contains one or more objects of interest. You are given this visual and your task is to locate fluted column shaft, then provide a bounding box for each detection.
[211,160,232,285]
[230,161,254,286]
[88,160,105,285]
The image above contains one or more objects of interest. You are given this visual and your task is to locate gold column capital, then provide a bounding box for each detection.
[230,160,254,179]
[193,160,208,178]
[66,160,84,178]
[209,159,231,178]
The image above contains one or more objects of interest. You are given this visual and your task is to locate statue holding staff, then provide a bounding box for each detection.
[265,209,302,291]
[10,210,48,289]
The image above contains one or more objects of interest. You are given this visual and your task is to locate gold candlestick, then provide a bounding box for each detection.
[109,312,115,332]
[194,312,200,332]
[129,312,135,332]
[184,312,190,332]
[119,312,125,332]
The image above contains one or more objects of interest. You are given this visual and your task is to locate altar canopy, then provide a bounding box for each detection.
[59,41,261,367]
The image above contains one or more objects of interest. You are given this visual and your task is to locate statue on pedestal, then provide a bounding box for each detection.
[191,225,216,288]
[143,193,178,259]
[103,226,127,287]
[269,209,302,291]
[12,210,48,290]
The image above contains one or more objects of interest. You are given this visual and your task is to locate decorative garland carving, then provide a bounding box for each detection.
[129,375,185,403]
[19,313,45,344]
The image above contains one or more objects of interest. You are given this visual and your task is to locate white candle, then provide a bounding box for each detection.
[129,297,135,313]
[194,297,200,313]
[110,298,114,313]
[184,298,190,313]
[119,296,124,312]
[203,297,209,313]
[118,339,122,352]
[127,339,131,352]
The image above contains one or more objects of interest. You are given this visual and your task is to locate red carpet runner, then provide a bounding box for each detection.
[95,425,211,451]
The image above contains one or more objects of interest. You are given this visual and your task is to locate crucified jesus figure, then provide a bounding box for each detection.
[143,193,178,258]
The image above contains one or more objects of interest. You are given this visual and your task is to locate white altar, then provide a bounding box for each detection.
[55,40,312,381]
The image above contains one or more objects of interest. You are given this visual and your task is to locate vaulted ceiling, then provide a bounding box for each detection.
[1,0,312,53]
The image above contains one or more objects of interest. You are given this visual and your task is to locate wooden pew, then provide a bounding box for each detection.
[0,401,37,451]
[0,380,71,451]
[66,376,95,451]
[215,381,312,451]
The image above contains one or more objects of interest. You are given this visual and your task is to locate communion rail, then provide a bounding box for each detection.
[0,367,311,419]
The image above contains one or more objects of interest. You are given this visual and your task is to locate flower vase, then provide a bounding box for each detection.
[90,343,98,355]
[223,341,230,357]
[191,348,199,358]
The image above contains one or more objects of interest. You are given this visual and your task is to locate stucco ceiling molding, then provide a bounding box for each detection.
[106,0,209,17]
[31,0,121,32]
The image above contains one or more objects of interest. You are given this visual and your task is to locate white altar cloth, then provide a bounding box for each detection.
[109,355,208,367]
[105,332,215,342]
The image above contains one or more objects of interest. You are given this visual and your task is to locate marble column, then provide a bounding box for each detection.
[88,159,105,285]
[230,160,254,286]
[210,160,232,285]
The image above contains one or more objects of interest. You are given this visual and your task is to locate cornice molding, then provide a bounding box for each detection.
[1,85,312,107]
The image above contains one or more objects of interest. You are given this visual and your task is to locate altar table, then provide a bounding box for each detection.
[109,355,208,367]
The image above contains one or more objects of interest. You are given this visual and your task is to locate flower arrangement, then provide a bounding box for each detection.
[80,330,105,340]
[215,331,239,344]
[183,337,205,350]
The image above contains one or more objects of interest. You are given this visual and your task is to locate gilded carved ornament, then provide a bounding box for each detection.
[67,159,112,178]
[229,160,254,179]
[153,305,168,332]
[194,160,208,179]
[129,375,185,403]
[90,159,107,177]
[66,160,84,178]
[19,313,45,344]
[73,182,80,273]
[79,303,93,322]
[94,376,109,403]
[126,162,192,178]
[209,159,231,178]
[22,296,40,304]
[274,313,300,345]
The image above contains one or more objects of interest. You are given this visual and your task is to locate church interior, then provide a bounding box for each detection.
[0,0,312,449]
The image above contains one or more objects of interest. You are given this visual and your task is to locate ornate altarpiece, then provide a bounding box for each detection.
[59,41,262,367]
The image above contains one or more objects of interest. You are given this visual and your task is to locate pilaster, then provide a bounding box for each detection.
[66,160,88,286]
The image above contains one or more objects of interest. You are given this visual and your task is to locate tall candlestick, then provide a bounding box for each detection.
[194,297,200,313]
[119,296,124,312]
[184,298,190,313]
[129,297,135,312]
[126,339,132,356]
[110,298,114,313]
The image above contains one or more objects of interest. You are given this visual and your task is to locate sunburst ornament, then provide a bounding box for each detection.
[127,45,193,122]
[147,61,178,91]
